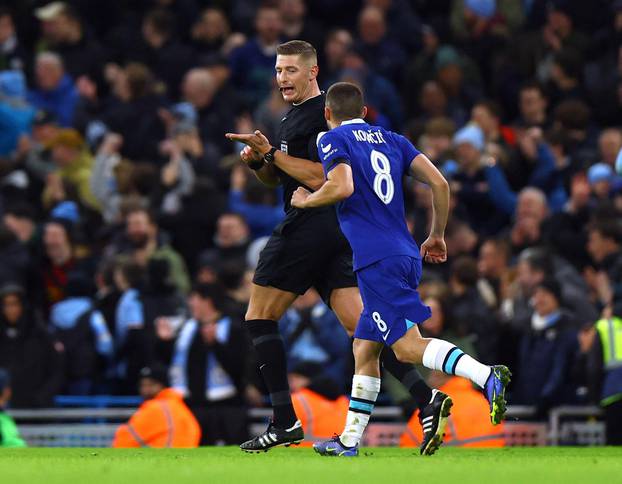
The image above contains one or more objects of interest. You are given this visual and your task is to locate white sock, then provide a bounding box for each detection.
[422,338,491,388]
[340,375,381,447]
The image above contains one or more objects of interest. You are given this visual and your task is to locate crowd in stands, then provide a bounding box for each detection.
[0,0,621,445]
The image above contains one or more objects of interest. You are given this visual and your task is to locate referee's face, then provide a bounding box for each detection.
[275,54,315,104]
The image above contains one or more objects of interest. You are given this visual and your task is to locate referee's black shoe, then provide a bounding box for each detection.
[240,420,304,453]
[419,390,453,456]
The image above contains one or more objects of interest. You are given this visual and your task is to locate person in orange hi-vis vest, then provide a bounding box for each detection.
[113,365,201,448]
[400,373,505,448]
[289,363,349,447]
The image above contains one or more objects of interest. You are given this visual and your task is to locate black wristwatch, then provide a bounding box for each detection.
[263,146,278,165]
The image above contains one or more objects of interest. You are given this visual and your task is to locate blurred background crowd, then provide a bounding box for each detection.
[0,0,621,445]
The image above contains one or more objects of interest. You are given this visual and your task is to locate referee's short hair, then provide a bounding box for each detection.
[276,40,317,65]
[326,82,364,121]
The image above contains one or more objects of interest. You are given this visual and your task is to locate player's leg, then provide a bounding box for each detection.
[240,283,302,452]
[391,325,511,424]
[313,338,383,457]
[329,286,434,412]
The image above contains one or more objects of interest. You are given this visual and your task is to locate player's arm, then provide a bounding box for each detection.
[226,130,325,190]
[409,153,450,263]
[291,163,353,209]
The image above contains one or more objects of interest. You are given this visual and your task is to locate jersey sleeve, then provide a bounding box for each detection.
[395,134,421,173]
[316,130,350,174]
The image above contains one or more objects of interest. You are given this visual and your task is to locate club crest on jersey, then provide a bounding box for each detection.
[280,141,288,154]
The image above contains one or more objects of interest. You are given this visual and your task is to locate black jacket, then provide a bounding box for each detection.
[0,313,63,408]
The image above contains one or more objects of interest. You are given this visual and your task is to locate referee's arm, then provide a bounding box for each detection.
[272,150,325,190]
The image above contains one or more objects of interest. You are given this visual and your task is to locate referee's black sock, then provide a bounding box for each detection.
[246,319,298,428]
[381,347,433,412]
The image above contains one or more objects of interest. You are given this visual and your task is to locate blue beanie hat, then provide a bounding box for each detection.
[0,70,26,99]
[587,163,614,185]
[465,0,496,19]
[453,124,485,151]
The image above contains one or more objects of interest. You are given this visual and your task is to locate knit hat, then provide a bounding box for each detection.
[139,365,169,387]
[453,124,485,151]
[465,0,496,19]
[0,71,26,99]
[535,278,562,303]
[587,163,614,185]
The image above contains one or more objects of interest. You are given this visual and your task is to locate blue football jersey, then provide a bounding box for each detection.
[317,119,421,271]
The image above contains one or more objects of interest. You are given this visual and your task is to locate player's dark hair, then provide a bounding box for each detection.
[276,40,317,65]
[326,82,365,122]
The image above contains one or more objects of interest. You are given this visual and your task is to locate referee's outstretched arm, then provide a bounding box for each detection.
[227,130,326,191]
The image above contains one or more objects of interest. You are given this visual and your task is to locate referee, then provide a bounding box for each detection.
[227,40,450,454]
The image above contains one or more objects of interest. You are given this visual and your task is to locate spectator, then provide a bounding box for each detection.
[448,256,499,364]
[229,6,283,108]
[49,272,113,395]
[39,219,92,311]
[228,166,283,239]
[448,124,508,235]
[113,257,148,394]
[98,63,167,162]
[279,0,324,49]
[34,1,107,84]
[511,279,580,412]
[597,128,622,170]
[0,284,63,408]
[108,206,190,295]
[338,48,403,129]
[181,68,237,165]
[320,29,353,87]
[0,8,28,72]
[0,369,26,447]
[365,0,423,52]
[585,218,622,317]
[280,289,351,390]
[130,8,195,99]
[509,187,549,254]
[0,70,35,157]
[43,129,100,212]
[507,247,598,331]
[170,283,249,445]
[113,365,201,448]
[515,81,550,130]
[354,6,406,84]
[191,8,243,61]
[477,237,511,309]
[587,315,622,444]
[197,213,251,274]
[27,52,78,127]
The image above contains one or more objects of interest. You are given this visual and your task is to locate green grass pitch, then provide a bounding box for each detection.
[1,447,621,484]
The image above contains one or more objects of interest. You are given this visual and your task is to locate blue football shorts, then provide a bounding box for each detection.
[354,255,432,346]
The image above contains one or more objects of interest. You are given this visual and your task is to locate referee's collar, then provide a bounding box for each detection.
[340,118,366,126]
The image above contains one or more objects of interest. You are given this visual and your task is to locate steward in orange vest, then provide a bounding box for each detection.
[113,365,201,448]
[289,364,349,447]
[400,374,504,448]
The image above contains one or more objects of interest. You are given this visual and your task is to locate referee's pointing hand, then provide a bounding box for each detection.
[226,130,271,155]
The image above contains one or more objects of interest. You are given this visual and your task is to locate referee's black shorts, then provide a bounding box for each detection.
[253,207,357,304]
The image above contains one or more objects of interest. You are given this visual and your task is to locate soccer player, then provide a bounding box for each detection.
[290,82,511,457]
[226,41,451,455]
